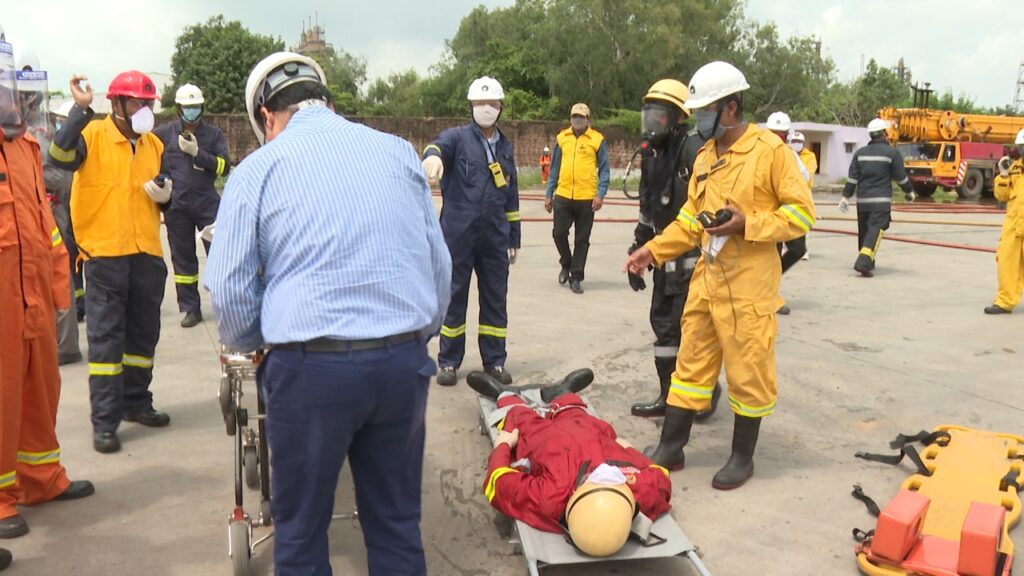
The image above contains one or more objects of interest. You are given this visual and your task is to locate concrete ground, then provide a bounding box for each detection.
[4,190,1021,576]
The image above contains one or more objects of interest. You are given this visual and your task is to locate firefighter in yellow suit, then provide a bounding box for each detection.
[986,129,1024,315]
[626,61,814,490]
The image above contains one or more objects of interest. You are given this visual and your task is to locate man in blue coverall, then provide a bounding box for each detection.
[152,83,230,328]
[421,76,521,388]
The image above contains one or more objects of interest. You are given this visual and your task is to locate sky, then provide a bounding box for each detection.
[3,0,1022,108]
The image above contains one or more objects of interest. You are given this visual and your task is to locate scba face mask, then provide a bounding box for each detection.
[473,104,500,129]
[788,142,803,153]
[640,102,679,149]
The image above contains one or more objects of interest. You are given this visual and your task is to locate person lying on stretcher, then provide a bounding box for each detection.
[468,369,673,557]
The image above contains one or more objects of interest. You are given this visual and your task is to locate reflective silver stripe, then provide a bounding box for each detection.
[847,178,858,184]
[653,346,678,358]
[858,197,892,204]
[897,178,909,185]
[858,155,893,163]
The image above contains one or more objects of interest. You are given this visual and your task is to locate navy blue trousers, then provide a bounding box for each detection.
[261,340,433,576]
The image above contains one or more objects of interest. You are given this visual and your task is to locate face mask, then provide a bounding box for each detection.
[694,108,725,140]
[788,142,803,153]
[640,102,679,151]
[473,104,500,128]
[181,107,202,123]
[131,105,155,134]
[586,463,627,486]
[570,117,589,132]
[54,120,63,132]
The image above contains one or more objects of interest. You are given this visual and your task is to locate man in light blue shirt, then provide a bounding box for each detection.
[205,52,451,576]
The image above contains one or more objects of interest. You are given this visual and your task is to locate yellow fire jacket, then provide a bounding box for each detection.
[646,124,815,308]
[994,159,1023,237]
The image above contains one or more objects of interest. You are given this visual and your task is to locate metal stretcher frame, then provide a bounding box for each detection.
[476,388,713,576]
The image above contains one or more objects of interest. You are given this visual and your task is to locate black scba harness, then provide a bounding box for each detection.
[557,460,666,553]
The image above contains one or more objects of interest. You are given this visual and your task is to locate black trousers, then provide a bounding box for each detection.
[166,203,217,313]
[856,208,892,269]
[778,236,807,274]
[552,196,595,281]
[84,254,167,432]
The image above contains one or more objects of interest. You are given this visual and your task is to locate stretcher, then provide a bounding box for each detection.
[852,426,1024,576]
[476,387,712,576]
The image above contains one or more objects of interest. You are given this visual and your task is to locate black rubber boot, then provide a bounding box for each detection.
[540,368,595,403]
[711,414,762,490]
[695,382,722,422]
[0,547,11,571]
[642,406,696,471]
[854,255,874,277]
[465,371,511,399]
[984,305,1012,315]
[0,516,28,539]
[631,357,673,417]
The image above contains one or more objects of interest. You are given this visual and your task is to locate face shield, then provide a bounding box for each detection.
[16,68,50,146]
[640,101,680,150]
[0,40,25,141]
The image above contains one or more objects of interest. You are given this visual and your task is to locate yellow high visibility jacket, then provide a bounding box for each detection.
[647,124,815,308]
[70,116,164,259]
[994,159,1023,237]
[799,148,817,188]
[553,127,606,201]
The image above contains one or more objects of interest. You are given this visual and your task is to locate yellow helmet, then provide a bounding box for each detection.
[643,79,689,115]
[565,481,636,557]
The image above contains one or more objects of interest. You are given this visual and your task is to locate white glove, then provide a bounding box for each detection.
[422,155,444,182]
[197,223,216,243]
[904,191,917,202]
[143,178,172,204]
[838,197,850,214]
[178,133,199,157]
[508,247,519,265]
[999,156,1012,177]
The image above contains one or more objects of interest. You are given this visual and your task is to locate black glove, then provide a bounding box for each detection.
[633,222,656,246]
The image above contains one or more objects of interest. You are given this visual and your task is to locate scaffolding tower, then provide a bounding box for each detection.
[1015,60,1024,112]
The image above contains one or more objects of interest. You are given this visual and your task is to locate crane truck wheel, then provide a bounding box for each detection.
[957,168,984,200]
[912,182,937,197]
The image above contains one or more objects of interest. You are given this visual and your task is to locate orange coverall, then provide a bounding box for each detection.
[0,133,72,520]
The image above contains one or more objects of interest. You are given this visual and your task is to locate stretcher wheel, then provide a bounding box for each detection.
[260,500,273,527]
[219,377,237,436]
[243,445,259,489]
[229,520,251,576]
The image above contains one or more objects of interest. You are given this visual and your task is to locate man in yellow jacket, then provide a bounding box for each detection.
[50,71,172,454]
[626,61,815,490]
[987,130,1024,314]
[544,103,610,294]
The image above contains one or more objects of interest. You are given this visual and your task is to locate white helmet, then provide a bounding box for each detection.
[543,146,550,153]
[1015,128,1024,146]
[7,35,40,72]
[788,131,805,143]
[766,111,791,132]
[244,51,327,144]
[467,76,504,101]
[685,61,750,110]
[52,101,74,118]
[175,83,205,106]
[867,118,890,133]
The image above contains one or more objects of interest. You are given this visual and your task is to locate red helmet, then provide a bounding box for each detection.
[107,70,158,100]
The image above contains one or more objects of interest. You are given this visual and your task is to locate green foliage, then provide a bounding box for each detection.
[804,59,911,126]
[307,46,366,115]
[593,109,641,135]
[164,16,284,113]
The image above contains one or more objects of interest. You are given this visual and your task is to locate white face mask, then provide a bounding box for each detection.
[788,142,803,153]
[131,106,155,134]
[586,463,627,486]
[473,104,500,128]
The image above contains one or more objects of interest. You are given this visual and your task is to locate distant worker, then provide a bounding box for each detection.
[627,78,720,419]
[544,103,610,294]
[539,146,551,183]
[50,70,172,454]
[422,76,521,387]
[986,129,1024,314]
[839,118,915,277]
[789,131,816,263]
[0,32,94,542]
[468,370,671,557]
[48,102,86,323]
[153,83,230,328]
[12,37,81,364]
[765,111,811,314]
[625,61,815,490]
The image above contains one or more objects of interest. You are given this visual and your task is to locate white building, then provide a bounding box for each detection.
[791,122,870,186]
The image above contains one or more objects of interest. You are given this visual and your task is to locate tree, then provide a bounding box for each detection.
[306,46,367,115]
[808,59,910,126]
[164,16,284,113]
[363,69,426,116]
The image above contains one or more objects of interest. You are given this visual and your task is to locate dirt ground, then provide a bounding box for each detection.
[4,190,1021,575]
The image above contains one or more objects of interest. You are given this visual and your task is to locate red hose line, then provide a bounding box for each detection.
[813,226,996,253]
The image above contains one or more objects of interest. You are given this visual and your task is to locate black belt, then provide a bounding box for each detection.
[273,332,420,353]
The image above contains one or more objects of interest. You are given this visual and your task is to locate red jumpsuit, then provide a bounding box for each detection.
[483,393,672,533]
[0,134,72,521]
